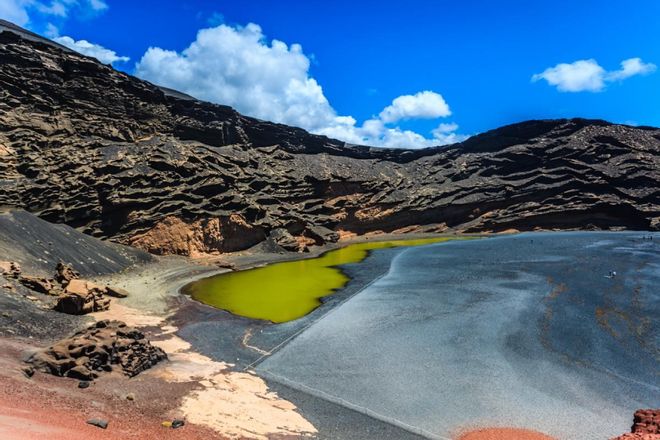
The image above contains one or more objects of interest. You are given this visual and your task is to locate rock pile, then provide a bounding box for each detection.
[27,320,167,380]
[612,409,660,440]
[1,260,128,315]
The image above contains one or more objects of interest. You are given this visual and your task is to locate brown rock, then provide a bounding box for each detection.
[27,320,167,379]
[55,292,94,315]
[65,279,104,296]
[611,409,660,440]
[18,276,56,295]
[129,214,264,256]
[55,279,110,314]
[0,261,12,275]
[55,262,80,286]
[105,286,129,298]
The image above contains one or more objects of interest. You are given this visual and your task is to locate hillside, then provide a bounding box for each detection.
[1,24,658,255]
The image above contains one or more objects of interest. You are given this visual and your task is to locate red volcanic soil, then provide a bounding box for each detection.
[0,337,223,440]
[456,427,556,440]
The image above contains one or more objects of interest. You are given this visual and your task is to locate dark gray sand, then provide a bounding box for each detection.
[174,247,406,368]
[256,232,659,440]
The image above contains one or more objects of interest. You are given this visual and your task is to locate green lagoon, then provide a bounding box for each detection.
[183,237,464,323]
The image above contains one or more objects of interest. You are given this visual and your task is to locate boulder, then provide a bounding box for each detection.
[105,286,129,298]
[65,279,104,296]
[55,292,95,315]
[55,289,110,314]
[55,280,111,314]
[27,320,167,380]
[306,225,340,244]
[268,228,300,252]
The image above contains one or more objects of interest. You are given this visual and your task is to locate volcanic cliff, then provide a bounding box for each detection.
[1,23,659,255]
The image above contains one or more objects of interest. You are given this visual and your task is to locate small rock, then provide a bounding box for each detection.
[78,380,90,389]
[22,366,34,378]
[66,365,93,380]
[105,286,129,298]
[0,261,21,279]
[55,262,80,286]
[125,392,135,401]
[87,418,108,429]
[172,419,185,429]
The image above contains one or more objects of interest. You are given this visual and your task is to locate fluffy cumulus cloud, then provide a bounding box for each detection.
[136,23,466,148]
[54,35,129,64]
[533,57,656,92]
[379,91,451,123]
[606,57,657,81]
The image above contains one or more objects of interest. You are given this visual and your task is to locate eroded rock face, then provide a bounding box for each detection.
[0,26,658,256]
[128,214,263,256]
[27,320,167,380]
[612,409,660,440]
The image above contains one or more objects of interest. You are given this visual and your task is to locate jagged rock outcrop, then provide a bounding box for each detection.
[0,24,658,255]
[612,409,660,439]
[27,319,167,380]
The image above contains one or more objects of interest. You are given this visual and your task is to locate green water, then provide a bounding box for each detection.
[183,237,464,323]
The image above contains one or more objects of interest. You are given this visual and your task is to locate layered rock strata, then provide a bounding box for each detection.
[0,25,658,255]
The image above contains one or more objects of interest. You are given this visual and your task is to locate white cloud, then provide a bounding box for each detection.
[432,122,459,134]
[379,91,451,123]
[532,59,605,92]
[55,35,129,65]
[0,0,30,26]
[135,23,466,149]
[0,0,107,28]
[533,57,656,92]
[44,22,59,37]
[88,0,107,11]
[136,23,341,134]
[606,57,656,81]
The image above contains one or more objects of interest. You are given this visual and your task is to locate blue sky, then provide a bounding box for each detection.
[2,0,659,148]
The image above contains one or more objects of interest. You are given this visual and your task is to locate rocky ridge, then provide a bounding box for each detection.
[0,24,659,255]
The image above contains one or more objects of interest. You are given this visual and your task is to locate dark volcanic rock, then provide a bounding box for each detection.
[27,320,167,379]
[0,25,658,255]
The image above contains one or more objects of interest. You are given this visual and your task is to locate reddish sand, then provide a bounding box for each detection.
[0,337,224,440]
[456,427,556,440]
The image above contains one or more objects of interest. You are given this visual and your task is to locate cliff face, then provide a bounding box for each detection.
[1,27,659,255]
